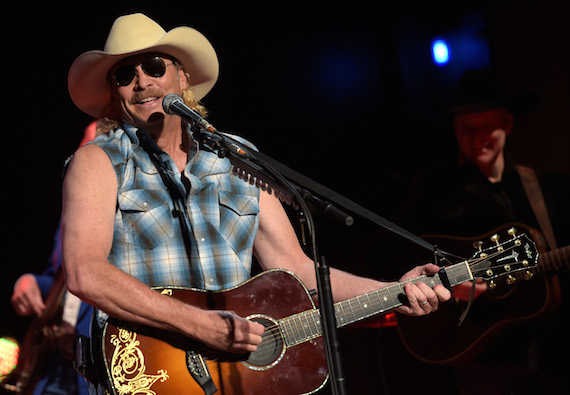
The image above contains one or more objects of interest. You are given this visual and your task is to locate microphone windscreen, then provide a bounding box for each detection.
[162,93,183,115]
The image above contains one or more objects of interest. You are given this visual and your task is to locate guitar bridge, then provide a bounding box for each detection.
[186,350,217,394]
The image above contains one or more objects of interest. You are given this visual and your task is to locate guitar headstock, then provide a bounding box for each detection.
[469,226,538,287]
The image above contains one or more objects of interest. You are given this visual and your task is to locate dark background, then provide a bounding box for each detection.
[3,1,569,393]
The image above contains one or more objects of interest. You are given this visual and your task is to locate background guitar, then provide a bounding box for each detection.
[397,222,569,366]
[0,267,76,394]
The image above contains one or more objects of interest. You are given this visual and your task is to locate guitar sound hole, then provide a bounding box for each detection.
[244,317,284,369]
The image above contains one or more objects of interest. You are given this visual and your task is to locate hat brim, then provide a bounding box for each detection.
[450,92,537,117]
[449,100,507,115]
[68,26,219,119]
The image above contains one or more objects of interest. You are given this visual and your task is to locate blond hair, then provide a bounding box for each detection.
[96,66,208,135]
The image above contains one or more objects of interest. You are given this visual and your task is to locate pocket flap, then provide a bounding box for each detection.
[118,189,171,212]
[218,191,259,216]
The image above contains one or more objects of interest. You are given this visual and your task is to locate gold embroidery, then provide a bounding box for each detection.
[109,328,169,395]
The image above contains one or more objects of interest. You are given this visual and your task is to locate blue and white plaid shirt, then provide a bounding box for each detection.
[90,124,260,290]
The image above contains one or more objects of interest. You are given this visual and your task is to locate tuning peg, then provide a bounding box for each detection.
[473,240,488,257]
[524,271,534,280]
[508,227,523,246]
[489,280,497,289]
[473,240,483,251]
[506,275,516,285]
[491,234,504,252]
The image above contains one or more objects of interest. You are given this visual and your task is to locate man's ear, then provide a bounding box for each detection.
[178,68,189,91]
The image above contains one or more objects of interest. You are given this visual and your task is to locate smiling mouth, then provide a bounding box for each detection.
[137,96,160,104]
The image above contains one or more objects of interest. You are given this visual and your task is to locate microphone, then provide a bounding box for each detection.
[162,93,216,132]
[162,93,247,157]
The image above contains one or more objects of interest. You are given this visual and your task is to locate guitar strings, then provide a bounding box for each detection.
[253,241,528,356]
[255,288,401,355]
[256,258,492,354]
[468,243,524,272]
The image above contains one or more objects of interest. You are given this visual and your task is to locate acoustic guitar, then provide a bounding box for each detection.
[93,226,537,394]
[397,223,569,366]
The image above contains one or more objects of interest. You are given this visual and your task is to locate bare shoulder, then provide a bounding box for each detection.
[65,144,115,186]
[67,143,112,173]
[63,144,117,209]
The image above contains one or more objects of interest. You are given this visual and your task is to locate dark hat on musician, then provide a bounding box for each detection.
[450,67,536,117]
[68,13,219,118]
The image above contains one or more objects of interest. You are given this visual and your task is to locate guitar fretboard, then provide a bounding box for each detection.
[279,261,473,347]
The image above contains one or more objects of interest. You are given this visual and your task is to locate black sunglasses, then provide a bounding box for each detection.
[113,57,175,87]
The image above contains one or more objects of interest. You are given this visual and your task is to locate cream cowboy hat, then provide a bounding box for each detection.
[68,13,219,118]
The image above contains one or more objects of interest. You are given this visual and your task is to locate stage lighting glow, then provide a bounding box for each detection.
[0,337,19,380]
[432,40,450,65]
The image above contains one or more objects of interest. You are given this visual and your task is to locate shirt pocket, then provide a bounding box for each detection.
[218,191,259,250]
[118,189,174,249]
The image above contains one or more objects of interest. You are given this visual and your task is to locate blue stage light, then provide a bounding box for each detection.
[432,40,450,65]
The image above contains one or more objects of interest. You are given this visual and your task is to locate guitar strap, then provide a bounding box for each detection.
[517,165,558,250]
[136,129,195,258]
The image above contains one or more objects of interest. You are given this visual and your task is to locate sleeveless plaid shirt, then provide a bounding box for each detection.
[90,125,260,290]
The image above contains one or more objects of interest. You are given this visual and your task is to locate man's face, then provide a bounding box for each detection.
[453,107,513,167]
[110,53,188,129]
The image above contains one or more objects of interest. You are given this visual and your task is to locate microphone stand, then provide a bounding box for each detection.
[191,126,440,395]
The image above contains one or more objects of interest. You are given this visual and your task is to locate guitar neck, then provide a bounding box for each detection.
[281,261,473,347]
[536,245,570,274]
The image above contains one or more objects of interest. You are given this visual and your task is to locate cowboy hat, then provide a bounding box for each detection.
[68,13,219,118]
[450,67,536,117]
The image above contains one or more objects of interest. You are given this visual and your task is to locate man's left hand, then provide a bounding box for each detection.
[395,263,451,316]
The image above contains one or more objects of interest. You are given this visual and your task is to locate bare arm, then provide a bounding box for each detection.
[62,144,263,352]
[253,191,451,315]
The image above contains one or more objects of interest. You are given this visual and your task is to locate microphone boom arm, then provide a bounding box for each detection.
[164,92,440,395]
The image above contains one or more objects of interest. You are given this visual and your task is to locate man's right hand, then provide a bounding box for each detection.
[195,310,265,354]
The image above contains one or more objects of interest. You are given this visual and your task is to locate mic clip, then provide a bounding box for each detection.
[189,125,248,160]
